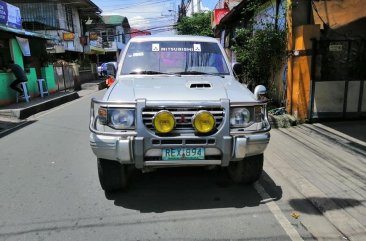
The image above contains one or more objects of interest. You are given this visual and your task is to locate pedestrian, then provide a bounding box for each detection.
[6,60,28,95]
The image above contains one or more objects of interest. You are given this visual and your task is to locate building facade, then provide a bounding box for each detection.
[0,0,56,106]
[6,0,102,60]
[213,0,366,121]
[86,15,131,63]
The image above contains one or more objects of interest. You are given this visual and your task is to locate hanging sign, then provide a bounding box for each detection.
[329,44,343,52]
[0,1,7,26]
[79,36,88,45]
[213,8,229,25]
[16,36,31,56]
[0,0,22,29]
[63,32,75,41]
[89,32,98,40]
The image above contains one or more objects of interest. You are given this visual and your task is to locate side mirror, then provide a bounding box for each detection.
[254,85,267,101]
[232,63,243,76]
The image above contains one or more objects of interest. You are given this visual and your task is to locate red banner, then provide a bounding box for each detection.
[214,8,229,25]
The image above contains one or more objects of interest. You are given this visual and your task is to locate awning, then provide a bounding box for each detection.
[84,45,105,54]
[0,25,55,40]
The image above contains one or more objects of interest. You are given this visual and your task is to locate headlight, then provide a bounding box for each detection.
[97,107,135,129]
[230,108,252,127]
[109,109,135,129]
[153,110,175,133]
[192,111,215,133]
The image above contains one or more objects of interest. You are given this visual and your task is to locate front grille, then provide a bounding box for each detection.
[151,138,216,146]
[142,107,224,134]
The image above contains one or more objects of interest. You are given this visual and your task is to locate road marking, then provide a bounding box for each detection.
[254,183,304,241]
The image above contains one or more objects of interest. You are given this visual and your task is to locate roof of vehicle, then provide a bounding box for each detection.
[129,35,219,43]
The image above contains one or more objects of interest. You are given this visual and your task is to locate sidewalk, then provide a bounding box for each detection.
[0,79,104,133]
[265,122,366,240]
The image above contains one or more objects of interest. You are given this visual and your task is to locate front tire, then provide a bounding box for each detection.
[227,154,264,184]
[97,158,128,192]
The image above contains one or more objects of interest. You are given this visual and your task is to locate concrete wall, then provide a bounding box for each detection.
[286,24,320,120]
[313,81,345,118]
[312,0,366,31]
[313,80,365,118]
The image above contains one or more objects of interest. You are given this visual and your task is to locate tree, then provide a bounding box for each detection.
[232,24,287,91]
[176,12,213,37]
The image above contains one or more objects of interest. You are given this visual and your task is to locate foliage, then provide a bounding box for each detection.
[231,0,288,107]
[176,12,213,37]
[232,24,287,92]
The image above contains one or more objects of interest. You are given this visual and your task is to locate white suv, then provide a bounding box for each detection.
[89,36,271,192]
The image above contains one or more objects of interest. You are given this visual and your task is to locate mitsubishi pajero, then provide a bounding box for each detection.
[89,36,271,191]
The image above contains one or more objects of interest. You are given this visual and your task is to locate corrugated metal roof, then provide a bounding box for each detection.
[102,15,126,25]
[0,25,55,39]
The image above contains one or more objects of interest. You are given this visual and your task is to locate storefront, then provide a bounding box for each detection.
[0,0,56,106]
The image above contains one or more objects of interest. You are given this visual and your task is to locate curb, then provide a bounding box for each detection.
[0,92,79,120]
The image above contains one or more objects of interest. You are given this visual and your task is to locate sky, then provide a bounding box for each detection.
[92,0,217,35]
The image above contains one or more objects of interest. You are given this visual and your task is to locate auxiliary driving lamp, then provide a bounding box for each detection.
[192,111,215,133]
[153,110,175,133]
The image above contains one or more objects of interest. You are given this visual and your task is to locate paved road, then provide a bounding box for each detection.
[0,89,363,241]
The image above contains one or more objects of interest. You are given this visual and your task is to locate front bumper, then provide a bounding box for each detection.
[90,132,270,168]
[89,98,270,168]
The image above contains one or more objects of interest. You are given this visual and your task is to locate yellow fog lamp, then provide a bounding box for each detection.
[153,110,175,133]
[192,111,216,133]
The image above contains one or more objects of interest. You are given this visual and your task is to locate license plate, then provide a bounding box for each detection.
[162,147,205,160]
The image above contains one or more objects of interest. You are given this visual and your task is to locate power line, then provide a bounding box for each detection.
[102,0,173,10]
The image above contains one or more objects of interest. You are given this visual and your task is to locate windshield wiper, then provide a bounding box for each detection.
[129,70,165,75]
[129,70,180,76]
[174,71,225,78]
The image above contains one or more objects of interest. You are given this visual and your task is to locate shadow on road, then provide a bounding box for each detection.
[0,120,36,138]
[289,197,364,215]
[105,168,282,213]
[321,120,366,142]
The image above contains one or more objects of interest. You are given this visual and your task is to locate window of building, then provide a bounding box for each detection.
[65,5,74,32]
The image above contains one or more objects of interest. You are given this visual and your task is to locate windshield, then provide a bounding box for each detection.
[120,41,230,75]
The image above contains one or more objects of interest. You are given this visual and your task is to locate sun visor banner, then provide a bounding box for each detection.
[151,43,202,52]
[16,36,31,56]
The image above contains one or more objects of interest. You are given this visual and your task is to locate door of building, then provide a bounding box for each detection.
[310,39,366,120]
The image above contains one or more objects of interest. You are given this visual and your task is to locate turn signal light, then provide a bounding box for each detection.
[98,107,107,124]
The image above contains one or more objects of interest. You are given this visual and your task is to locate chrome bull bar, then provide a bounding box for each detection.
[89,98,137,137]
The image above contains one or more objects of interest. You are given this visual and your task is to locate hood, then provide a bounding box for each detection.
[106,76,257,102]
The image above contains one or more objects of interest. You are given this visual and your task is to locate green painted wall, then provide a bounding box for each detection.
[25,67,38,95]
[41,64,57,92]
[11,38,24,67]
[0,72,14,105]
[0,38,56,106]
[0,38,26,105]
